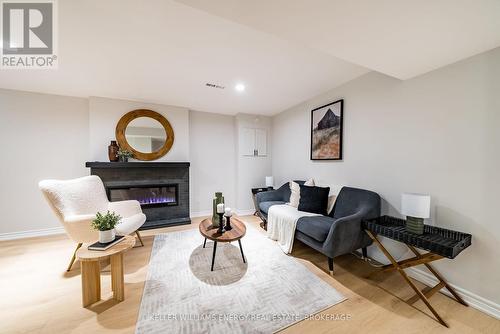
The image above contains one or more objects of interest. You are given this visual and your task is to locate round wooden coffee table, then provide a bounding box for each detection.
[76,235,135,307]
[199,217,246,271]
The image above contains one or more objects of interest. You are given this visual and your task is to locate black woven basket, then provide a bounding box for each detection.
[363,215,472,259]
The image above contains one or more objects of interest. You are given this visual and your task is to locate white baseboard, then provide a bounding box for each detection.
[2,223,499,321]
[235,209,256,216]
[190,210,212,218]
[190,209,256,218]
[1,209,258,241]
[406,267,500,320]
[0,226,65,241]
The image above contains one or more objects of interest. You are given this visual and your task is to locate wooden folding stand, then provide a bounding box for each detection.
[365,230,468,328]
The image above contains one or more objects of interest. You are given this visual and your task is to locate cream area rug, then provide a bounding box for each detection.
[135,224,346,333]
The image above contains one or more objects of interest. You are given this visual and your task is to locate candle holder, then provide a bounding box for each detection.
[224,214,232,231]
[217,213,225,233]
[212,192,224,228]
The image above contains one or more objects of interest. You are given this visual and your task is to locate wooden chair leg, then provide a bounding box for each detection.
[67,243,83,272]
[135,231,144,247]
[328,257,334,275]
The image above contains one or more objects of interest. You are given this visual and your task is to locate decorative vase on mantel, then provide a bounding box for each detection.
[212,192,224,227]
[108,140,119,162]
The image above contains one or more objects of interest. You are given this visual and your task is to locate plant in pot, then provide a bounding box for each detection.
[117,149,133,162]
[91,211,121,243]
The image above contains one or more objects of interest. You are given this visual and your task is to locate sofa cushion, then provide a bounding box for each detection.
[296,216,334,242]
[289,179,314,207]
[327,195,337,215]
[259,201,286,215]
[298,185,330,215]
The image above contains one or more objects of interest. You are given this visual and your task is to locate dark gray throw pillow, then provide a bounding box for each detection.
[298,185,330,215]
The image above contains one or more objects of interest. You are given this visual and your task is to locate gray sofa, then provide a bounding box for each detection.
[256,181,381,273]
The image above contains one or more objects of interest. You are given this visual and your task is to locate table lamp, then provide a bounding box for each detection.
[265,176,274,189]
[401,193,430,235]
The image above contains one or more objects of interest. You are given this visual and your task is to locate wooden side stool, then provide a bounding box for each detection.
[76,235,135,307]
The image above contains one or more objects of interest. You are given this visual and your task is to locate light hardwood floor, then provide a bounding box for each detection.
[0,215,498,334]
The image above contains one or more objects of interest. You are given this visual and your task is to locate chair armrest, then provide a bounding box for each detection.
[62,214,98,243]
[108,200,143,218]
[322,210,372,257]
[64,214,96,224]
[255,190,284,204]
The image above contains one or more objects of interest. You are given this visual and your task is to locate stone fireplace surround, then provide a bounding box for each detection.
[86,162,190,229]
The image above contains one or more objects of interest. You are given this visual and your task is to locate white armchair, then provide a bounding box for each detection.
[39,175,146,271]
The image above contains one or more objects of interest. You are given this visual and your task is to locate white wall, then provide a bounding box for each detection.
[190,111,272,215]
[88,96,190,162]
[189,110,237,215]
[0,89,89,235]
[272,47,500,307]
[235,113,272,211]
[0,92,266,236]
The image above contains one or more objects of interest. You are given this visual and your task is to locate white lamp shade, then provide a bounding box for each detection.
[401,193,430,218]
[265,176,274,187]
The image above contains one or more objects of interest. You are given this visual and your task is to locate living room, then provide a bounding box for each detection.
[1,1,499,333]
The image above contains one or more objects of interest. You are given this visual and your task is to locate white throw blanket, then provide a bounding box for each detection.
[267,204,320,253]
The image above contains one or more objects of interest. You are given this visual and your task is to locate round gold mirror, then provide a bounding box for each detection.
[115,109,174,161]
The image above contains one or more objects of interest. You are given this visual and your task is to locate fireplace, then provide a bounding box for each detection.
[86,162,190,229]
[108,184,178,207]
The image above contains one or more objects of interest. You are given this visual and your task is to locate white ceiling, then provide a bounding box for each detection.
[178,0,500,80]
[1,1,499,115]
[0,0,367,115]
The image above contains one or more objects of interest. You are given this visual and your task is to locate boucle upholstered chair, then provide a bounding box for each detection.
[39,175,146,271]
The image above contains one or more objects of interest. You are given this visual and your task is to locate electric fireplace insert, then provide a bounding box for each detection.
[108,184,178,207]
[86,161,190,229]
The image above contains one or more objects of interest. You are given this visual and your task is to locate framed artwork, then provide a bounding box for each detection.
[310,99,343,160]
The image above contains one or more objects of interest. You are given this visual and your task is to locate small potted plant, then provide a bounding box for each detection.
[117,149,133,162]
[91,211,121,243]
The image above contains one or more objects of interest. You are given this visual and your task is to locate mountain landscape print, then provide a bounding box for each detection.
[311,99,343,160]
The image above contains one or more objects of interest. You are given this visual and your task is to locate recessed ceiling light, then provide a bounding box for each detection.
[235,83,245,92]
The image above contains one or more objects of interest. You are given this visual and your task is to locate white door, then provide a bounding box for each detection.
[240,128,256,156]
[255,129,267,156]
